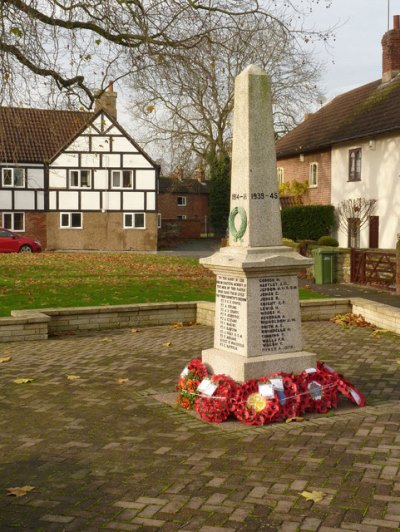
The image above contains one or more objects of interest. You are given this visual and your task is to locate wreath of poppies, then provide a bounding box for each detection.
[317,361,366,407]
[195,374,238,423]
[299,368,338,414]
[231,378,281,426]
[176,358,366,423]
[176,358,208,410]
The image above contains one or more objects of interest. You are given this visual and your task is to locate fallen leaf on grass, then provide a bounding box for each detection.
[0,356,12,364]
[285,416,304,423]
[66,375,80,381]
[13,378,33,384]
[299,490,325,503]
[6,485,35,497]
[116,378,129,384]
[162,342,172,347]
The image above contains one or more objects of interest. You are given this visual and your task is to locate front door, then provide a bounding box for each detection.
[369,216,379,248]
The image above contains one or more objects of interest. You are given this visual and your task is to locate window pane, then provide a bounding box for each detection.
[81,170,90,187]
[3,169,12,186]
[134,213,144,228]
[112,171,121,188]
[123,171,132,188]
[61,213,69,227]
[124,214,133,227]
[71,171,79,187]
[3,213,12,229]
[14,213,24,230]
[14,168,24,187]
[71,213,81,227]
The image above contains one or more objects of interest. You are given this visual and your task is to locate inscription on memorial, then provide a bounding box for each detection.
[259,277,299,354]
[216,276,247,352]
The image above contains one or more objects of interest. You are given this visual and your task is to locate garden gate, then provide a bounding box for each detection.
[350,249,396,290]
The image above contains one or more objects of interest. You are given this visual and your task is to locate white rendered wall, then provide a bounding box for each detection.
[27,168,44,189]
[331,135,400,249]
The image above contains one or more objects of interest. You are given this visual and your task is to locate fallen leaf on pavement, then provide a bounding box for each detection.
[99,337,112,343]
[6,485,35,497]
[131,328,140,333]
[0,356,12,363]
[66,375,80,381]
[116,378,129,384]
[170,322,183,329]
[299,490,325,503]
[13,378,33,384]
[371,329,389,337]
[162,342,172,347]
[285,416,304,423]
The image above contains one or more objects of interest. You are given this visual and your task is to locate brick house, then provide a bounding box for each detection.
[0,86,159,251]
[158,170,210,241]
[276,16,400,249]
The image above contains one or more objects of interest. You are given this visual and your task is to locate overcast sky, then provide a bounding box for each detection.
[308,0,400,101]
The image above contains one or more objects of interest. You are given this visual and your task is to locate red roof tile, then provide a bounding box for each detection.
[0,107,93,163]
[276,78,400,158]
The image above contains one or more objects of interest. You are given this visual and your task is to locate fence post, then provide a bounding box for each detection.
[397,239,400,294]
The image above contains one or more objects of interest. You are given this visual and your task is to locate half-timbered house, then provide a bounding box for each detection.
[0,87,159,251]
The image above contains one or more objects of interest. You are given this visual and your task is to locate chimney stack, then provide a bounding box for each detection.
[382,16,400,82]
[94,81,117,120]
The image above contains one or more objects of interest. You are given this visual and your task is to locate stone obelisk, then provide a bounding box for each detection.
[200,65,316,381]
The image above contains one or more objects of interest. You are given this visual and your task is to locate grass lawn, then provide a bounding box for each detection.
[0,252,326,317]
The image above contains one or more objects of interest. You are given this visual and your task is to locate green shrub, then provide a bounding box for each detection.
[317,235,339,247]
[281,205,335,241]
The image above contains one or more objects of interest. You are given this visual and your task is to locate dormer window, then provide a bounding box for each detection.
[2,168,25,188]
[70,169,91,188]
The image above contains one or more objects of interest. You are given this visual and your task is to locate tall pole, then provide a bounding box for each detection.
[388,0,391,31]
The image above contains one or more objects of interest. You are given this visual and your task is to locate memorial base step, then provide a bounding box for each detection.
[202,348,317,382]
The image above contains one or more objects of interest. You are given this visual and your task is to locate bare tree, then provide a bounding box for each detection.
[0,0,333,109]
[336,198,377,248]
[128,12,325,173]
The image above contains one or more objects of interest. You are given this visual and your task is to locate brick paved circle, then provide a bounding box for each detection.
[1,321,400,530]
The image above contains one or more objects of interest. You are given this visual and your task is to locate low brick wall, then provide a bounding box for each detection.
[1,297,400,342]
[352,298,400,335]
[0,312,50,342]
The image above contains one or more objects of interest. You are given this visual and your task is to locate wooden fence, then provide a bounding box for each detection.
[350,249,396,290]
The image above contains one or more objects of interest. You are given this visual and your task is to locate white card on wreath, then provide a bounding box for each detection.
[269,378,284,391]
[197,378,217,397]
[305,368,317,374]
[258,383,275,398]
[180,366,189,377]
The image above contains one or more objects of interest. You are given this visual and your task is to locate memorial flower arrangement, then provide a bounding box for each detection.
[176,358,208,409]
[176,359,365,424]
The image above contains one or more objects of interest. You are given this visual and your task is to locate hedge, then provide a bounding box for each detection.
[281,205,335,241]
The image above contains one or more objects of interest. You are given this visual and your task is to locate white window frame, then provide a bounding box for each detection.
[309,162,318,187]
[60,212,83,229]
[277,167,284,185]
[177,196,187,206]
[124,212,146,229]
[2,167,25,188]
[177,215,187,221]
[157,213,162,229]
[69,169,92,189]
[111,170,133,190]
[2,212,25,231]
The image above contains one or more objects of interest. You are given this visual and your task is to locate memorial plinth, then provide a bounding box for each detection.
[200,65,316,381]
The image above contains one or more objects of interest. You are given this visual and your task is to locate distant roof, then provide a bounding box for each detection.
[276,77,400,158]
[159,177,209,194]
[0,107,94,163]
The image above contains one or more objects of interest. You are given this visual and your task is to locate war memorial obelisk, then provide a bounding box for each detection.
[200,65,316,381]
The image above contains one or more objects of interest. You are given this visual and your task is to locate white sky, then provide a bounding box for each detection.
[308,0,400,100]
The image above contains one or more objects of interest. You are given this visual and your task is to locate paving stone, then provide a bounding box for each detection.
[0,322,400,531]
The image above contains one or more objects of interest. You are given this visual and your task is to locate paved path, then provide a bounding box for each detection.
[1,321,400,531]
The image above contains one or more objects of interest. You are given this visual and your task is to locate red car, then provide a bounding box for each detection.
[0,228,42,253]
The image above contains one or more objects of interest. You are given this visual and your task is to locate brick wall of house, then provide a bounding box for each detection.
[277,150,331,205]
[25,212,48,249]
[158,192,208,221]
